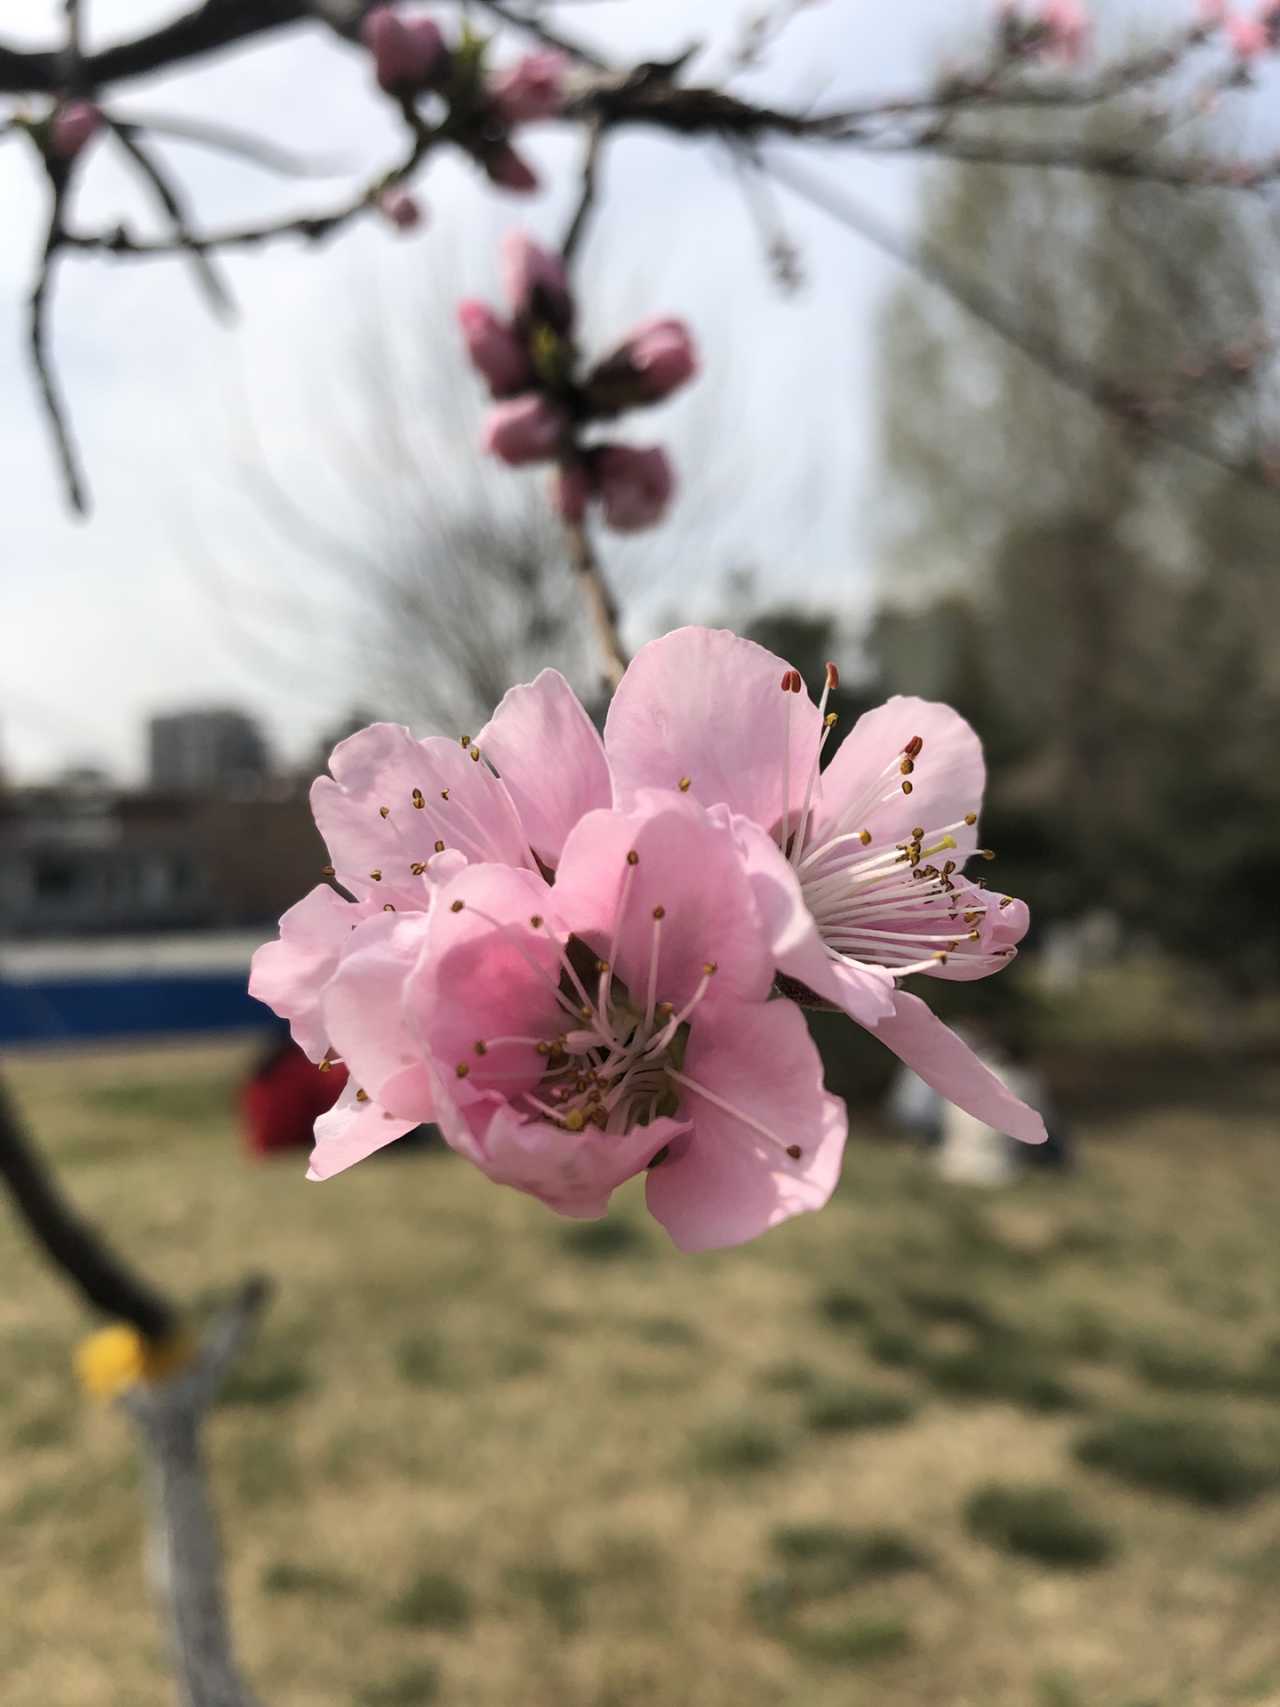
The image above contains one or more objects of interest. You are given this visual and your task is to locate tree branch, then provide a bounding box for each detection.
[563,517,627,688]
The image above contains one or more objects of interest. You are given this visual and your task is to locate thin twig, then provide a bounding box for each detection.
[118,109,347,177]
[561,118,603,261]
[109,118,234,319]
[563,518,627,687]
[0,1073,177,1339]
[28,181,89,515]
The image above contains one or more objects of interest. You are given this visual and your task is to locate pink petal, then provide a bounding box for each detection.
[476,668,611,866]
[307,1082,419,1180]
[605,626,822,838]
[310,722,532,902]
[813,697,984,860]
[871,992,1046,1145]
[724,811,894,1025]
[552,794,773,1012]
[249,883,363,1061]
[646,999,847,1251]
[320,912,436,1119]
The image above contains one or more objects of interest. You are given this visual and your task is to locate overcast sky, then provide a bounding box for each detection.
[0,0,1194,783]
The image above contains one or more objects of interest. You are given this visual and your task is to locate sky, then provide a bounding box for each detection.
[0,0,1197,783]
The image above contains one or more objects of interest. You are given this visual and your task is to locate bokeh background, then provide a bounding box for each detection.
[2,3,1279,1705]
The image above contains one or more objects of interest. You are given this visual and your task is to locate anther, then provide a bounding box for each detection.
[652,905,666,920]
[859,830,872,846]
[912,827,925,840]
[379,805,390,819]
[564,1109,586,1132]
[383,904,396,912]
[470,748,481,763]
[579,1005,592,1021]
[474,1041,488,1055]
[825,661,840,690]
[318,1059,331,1072]
[412,789,425,809]
[626,850,639,866]
[934,951,949,964]
[656,1001,674,1018]
[998,895,1013,909]
[450,900,464,913]
[903,735,924,758]
[678,776,692,792]
[976,848,996,861]
[440,789,449,801]
[321,864,335,877]
[530,914,543,928]
[595,959,610,974]
[369,869,382,881]
[825,712,838,728]
[703,961,718,975]
[455,1063,469,1079]
[786,1144,802,1160]
[963,812,977,826]
[434,840,445,853]
[536,1041,552,1056]
[899,758,914,776]
[901,780,914,795]
[460,735,471,748]
[411,861,426,875]
[355,1088,370,1103]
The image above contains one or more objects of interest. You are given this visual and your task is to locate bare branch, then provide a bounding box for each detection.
[109,118,235,319]
[561,117,604,262]
[120,109,348,177]
[563,517,627,688]
[28,181,89,515]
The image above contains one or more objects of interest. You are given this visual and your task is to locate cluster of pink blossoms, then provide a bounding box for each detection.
[998,0,1091,63]
[251,628,1045,1252]
[459,233,697,533]
[1200,0,1280,59]
[360,7,567,229]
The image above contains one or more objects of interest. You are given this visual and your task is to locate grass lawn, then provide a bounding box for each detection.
[1,1037,1278,1707]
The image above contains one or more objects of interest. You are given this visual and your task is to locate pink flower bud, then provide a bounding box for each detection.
[361,6,447,94]
[489,51,568,125]
[502,231,574,334]
[458,301,532,397]
[50,99,101,160]
[1227,12,1268,55]
[552,463,591,524]
[586,318,698,412]
[378,187,424,230]
[482,395,567,465]
[1038,0,1089,61]
[485,144,539,194]
[593,444,675,534]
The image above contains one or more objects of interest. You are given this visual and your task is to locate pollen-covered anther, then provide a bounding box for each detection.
[470,748,481,763]
[678,776,692,792]
[455,1063,470,1079]
[369,869,382,881]
[450,900,465,913]
[595,959,610,974]
[411,861,427,876]
[355,1088,370,1102]
[825,661,840,690]
[652,905,666,920]
[321,864,335,877]
[460,735,471,748]
[441,789,449,801]
[963,812,977,826]
[383,904,396,913]
[901,779,914,795]
[824,712,838,728]
[536,1040,552,1056]
[579,1005,592,1021]
[786,1144,802,1160]
[474,1041,488,1056]
[378,805,390,819]
[626,850,639,866]
[412,789,425,809]
[858,830,872,846]
[934,951,949,964]
[703,961,718,975]
[434,840,445,853]
[530,914,543,928]
[655,1001,674,1018]
[563,1109,586,1132]
[976,848,997,861]
[903,735,924,759]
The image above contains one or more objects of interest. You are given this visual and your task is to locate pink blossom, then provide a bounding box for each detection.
[1197,0,1228,23]
[361,6,448,94]
[489,50,568,125]
[1038,0,1090,61]
[502,231,574,332]
[593,444,675,533]
[50,99,101,160]
[485,144,539,194]
[378,187,423,230]
[457,300,531,396]
[482,394,567,464]
[1227,12,1269,55]
[323,793,846,1248]
[602,628,1047,1147]
[586,318,699,410]
[551,462,591,524]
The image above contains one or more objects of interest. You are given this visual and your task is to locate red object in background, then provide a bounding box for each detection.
[241,1037,347,1157]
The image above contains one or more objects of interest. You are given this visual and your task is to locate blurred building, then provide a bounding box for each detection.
[148,708,270,795]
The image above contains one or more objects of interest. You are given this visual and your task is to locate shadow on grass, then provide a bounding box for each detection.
[1073,1413,1280,1508]
[804,1385,917,1434]
[359,1663,440,1706]
[386,1568,473,1632]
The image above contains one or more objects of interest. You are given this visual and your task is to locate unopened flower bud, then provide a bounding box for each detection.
[378,187,423,230]
[489,51,568,125]
[502,231,574,334]
[483,395,567,465]
[50,99,101,160]
[458,301,532,397]
[485,144,539,194]
[593,444,675,533]
[361,6,447,94]
[585,318,698,413]
[1227,12,1268,56]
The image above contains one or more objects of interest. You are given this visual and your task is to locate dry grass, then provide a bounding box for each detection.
[2,1037,1279,1707]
